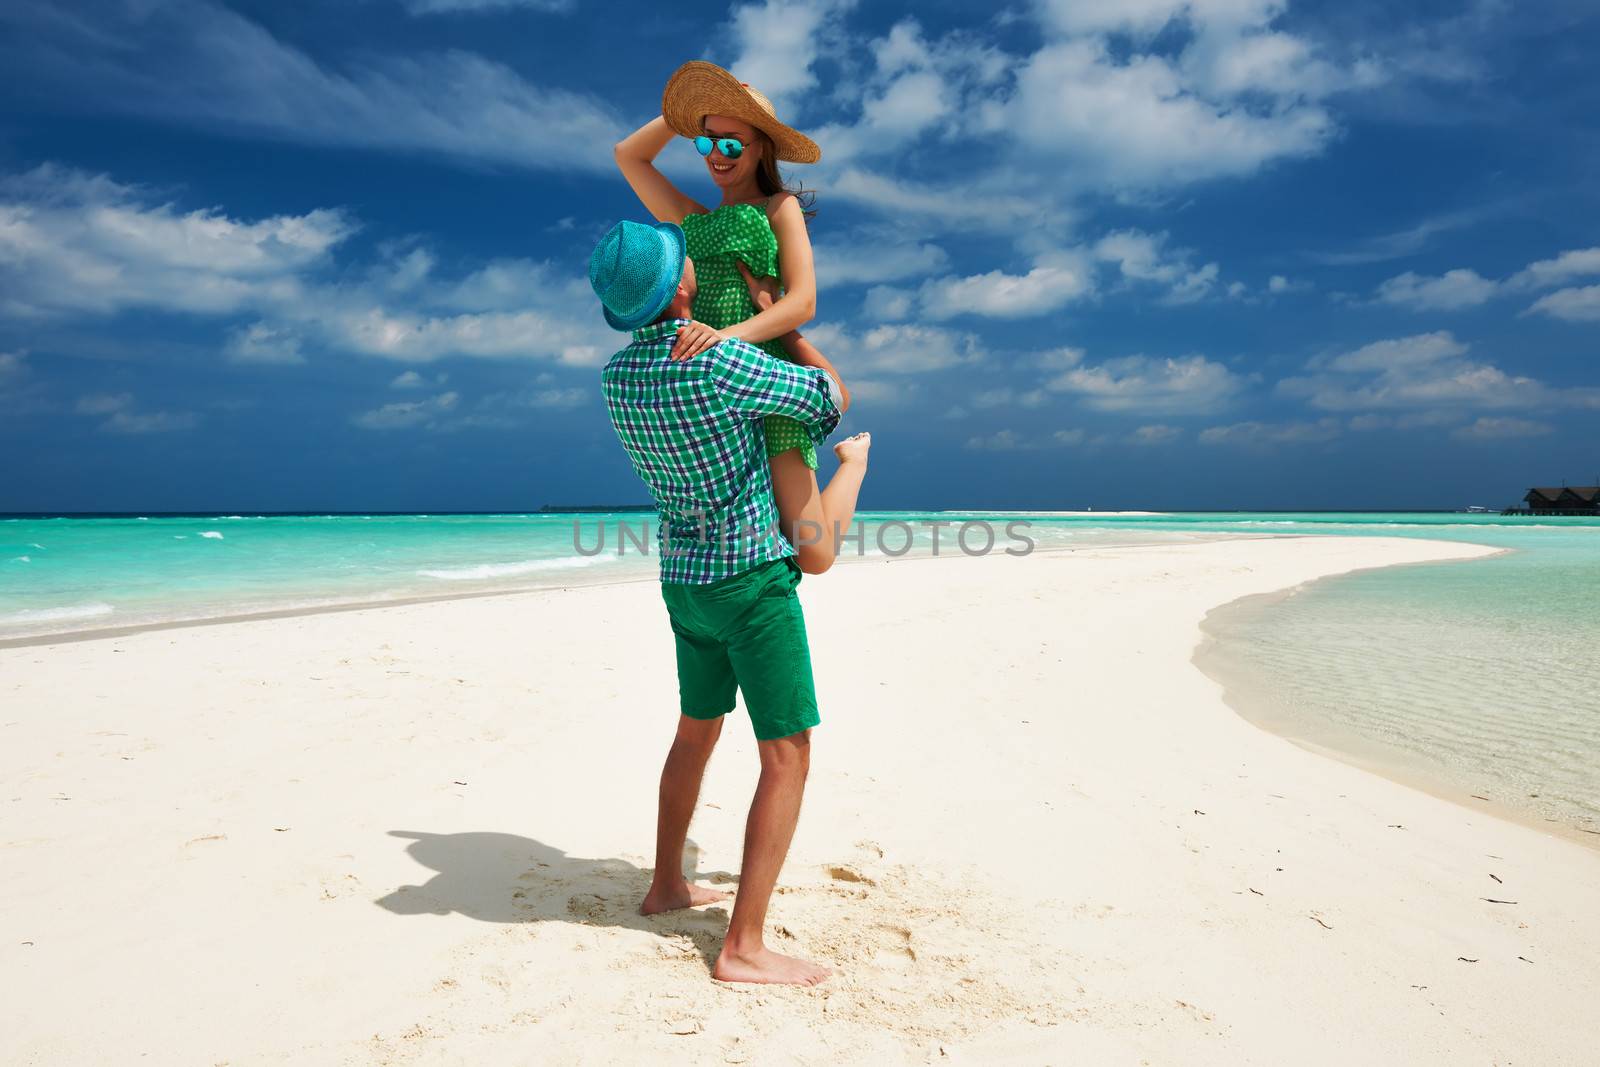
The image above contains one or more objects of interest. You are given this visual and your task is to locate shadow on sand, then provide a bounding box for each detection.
[374,830,738,972]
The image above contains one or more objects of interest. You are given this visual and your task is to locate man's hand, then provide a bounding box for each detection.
[736,261,782,312]
[671,320,730,361]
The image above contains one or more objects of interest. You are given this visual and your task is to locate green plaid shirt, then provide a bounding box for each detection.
[602,319,842,584]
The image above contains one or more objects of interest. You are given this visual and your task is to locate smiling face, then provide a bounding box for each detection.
[701,114,763,191]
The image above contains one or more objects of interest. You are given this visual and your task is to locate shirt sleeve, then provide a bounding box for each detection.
[706,339,842,446]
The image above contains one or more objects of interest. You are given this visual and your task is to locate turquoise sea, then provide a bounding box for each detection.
[3,511,1596,836]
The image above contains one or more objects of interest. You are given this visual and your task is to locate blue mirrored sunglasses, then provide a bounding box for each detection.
[694,135,745,160]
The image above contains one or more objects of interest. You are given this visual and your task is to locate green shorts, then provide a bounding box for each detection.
[660,557,819,741]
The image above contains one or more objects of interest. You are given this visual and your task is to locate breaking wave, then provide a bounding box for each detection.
[417,556,603,581]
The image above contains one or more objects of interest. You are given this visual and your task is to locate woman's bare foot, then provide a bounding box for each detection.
[834,431,871,465]
[639,880,732,915]
[713,943,831,986]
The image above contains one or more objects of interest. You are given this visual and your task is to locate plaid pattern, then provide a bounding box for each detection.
[602,319,842,584]
[683,203,818,470]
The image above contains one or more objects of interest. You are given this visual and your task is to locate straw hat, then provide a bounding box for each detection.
[662,60,821,164]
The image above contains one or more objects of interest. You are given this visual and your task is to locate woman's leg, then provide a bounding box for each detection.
[770,433,870,575]
[738,267,870,569]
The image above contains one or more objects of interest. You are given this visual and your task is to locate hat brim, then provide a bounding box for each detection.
[662,61,821,165]
[602,222,686,332]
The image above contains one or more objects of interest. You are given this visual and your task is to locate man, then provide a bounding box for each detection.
[590,219,849,987]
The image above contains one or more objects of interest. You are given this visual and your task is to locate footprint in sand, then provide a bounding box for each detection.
[873,924,917,970]
[566,893,608,921]
[826,864,875,886]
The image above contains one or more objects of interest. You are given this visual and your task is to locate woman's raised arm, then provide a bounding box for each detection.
[614,116,706,224]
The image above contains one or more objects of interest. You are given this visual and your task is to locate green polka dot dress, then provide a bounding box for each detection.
[682,202,817,470]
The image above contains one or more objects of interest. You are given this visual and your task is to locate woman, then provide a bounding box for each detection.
[614,60,869,574]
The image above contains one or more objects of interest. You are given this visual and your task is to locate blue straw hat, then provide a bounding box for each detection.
[588,220,687,332]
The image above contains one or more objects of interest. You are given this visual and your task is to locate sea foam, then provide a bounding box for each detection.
[199,531,224,540]
[2,602,115,624]
[418,556,602,581]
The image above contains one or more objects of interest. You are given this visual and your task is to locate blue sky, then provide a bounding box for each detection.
[1,0,1596,512]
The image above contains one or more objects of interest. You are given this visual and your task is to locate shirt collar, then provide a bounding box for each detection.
[632,318,690,344]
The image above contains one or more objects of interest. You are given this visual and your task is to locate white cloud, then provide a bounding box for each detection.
[1451,416,1554,441]
[1034,0,1193,35]
[972,387,1048,409]
[1045,351,1250,414]
[1347,411,1465,432]
[74,391,197,433]
[0,164,615,365]
[1167,263,1221,305]
[1093,230,1223,304]
[964,425,1101,450]
[1129,424,1183,445]
[76,393,133,416]
[964,429,1034,452]
[0,0,623,173]
[826,168,1041,232]
[843,378,919,406]
[352,391,460,430]
[918,253,1095,320]
[1280,331,1600,412]
[805,322,980,374]
[1363,247,1600,317]
[812,234,949,287]
[102,409,201,435]
[816,69,953,164]
[1525,285,1600,323]
[391,371,426,389]
[724,0,856,114]
[1323,331,1466,372]
[1307,204,1502,267]
[810,17,1007,166]
[861,285,915,320]
[0,165,348,317]
[1002,37,1335,188]
[1375,269,1498,311]
[1507,247,1600,290]
[1198,417,1341,446]
[324,306,599,364]
[0,351,39,415]
[527,387,587,408]
[226,322,306,365]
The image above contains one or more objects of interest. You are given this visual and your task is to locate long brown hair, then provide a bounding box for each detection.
[755,133,816,220]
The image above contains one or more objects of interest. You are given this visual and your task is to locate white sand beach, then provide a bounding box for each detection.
[4,536,1598,1065]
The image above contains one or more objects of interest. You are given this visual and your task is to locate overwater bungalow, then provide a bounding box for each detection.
[1511,486,1600,516]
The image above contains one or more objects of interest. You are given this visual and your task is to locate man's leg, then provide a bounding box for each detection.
[640,714,733,915]
[712,730,830,986]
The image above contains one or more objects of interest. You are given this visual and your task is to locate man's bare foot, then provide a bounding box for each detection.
[834,431,871,465]
[713,944,831,986]
[639,880,732,915]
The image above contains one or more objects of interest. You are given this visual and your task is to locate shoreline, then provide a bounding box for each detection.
[1193,547,1600,852]
[1,533,1282,649]
[5,535,1596,1063]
